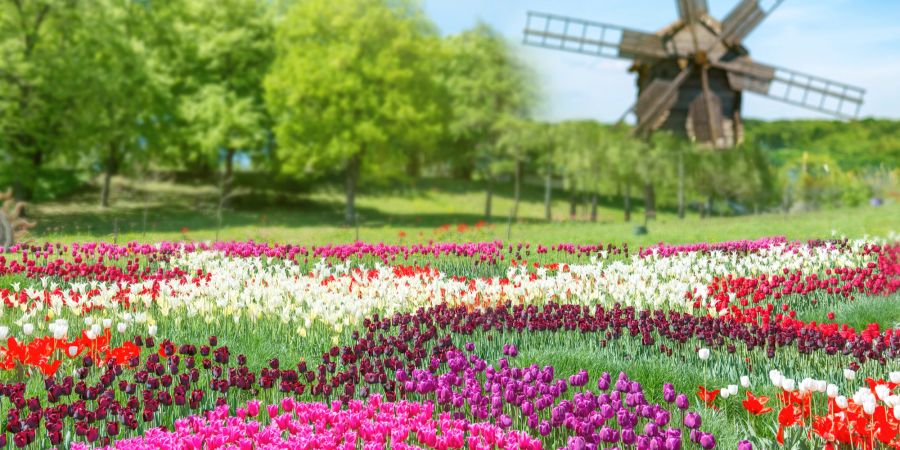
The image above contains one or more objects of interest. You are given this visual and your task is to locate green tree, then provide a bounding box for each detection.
[171,0,273,197]
[266,0,445,224]
[0,0,81,200]
[69,0,170,207]
[444,23,535,219]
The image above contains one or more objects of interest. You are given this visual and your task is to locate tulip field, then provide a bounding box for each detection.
[1,237,899,449]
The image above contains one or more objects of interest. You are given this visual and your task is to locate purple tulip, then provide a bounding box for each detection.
[568,436,586,450]
[675,393,689,410]
[738,440,753,450]
[700,433,716,449]
[684,412,702,429]
[539,420,551,436]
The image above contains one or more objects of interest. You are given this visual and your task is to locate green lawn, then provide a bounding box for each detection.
[25,176,899,245]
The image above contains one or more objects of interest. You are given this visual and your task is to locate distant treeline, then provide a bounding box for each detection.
[745,119,900,170]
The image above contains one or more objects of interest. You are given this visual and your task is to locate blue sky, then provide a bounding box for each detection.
[422,0,900,122]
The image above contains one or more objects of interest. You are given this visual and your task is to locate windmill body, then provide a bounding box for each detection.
[523,0,865,149]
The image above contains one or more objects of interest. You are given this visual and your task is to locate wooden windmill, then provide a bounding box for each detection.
[522,0,865,148]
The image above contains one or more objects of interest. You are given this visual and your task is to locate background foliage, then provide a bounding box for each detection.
[0,0,896,223]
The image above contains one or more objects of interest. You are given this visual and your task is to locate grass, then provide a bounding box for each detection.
[23,175,900,246]
[795,293,900,331]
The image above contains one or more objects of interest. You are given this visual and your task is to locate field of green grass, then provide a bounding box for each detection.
[25,176,900,245]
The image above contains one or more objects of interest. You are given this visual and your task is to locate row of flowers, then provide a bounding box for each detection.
[3,239,894,343]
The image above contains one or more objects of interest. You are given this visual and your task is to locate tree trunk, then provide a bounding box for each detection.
[677,149,685,219]
[644,182,656,222]
[544,163,552,221]
[484,175,494,220]
[222,148,236,207]
[100,143,118,208]
[406,152,420,178]
[345,151,362,225]
[623,183,632,222]
[569,189,577,220]
[511,160,521,222]
[590,192,598,222]
[705,194,714,218]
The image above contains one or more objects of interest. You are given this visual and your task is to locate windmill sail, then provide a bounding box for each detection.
[523,12,667,61]
[677,0,709,23]
[720,0,784,44]
[716,60,865,118]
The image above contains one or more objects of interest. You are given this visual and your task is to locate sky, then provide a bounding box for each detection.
[422,0,900,122]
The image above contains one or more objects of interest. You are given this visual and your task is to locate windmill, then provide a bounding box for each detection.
[522,0,865,148]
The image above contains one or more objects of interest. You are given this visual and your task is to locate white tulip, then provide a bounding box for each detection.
[721,389,730,399]
[826,384,839,398]
[863,399,876,415]
[23,323,34,336]
[835,396,849,409]
[84,317,93,326]
[117,323,127,333]
[740,376,751,389]
[148,325,157,336]
[895,404,900,420]
[876,385,891,401]
[90,324,101,336]
[728,384,739,396]
[769,370,783,388]
[102,319,112,329]
[85,329,97,340]
[0,326,7,339]
[844,369,856,381]
[68,346,79,357]
[815,380,827,393]
[782,378,796,392]
[52,325,67,340]
[698,348,710,360]
[891,372,900,384]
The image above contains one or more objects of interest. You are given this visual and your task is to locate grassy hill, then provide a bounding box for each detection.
[23,176,899,246]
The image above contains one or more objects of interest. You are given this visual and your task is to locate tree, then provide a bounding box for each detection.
[266,0,445,224]
[170,0,273,201]
[444,23,535,220]
[0,0,82,200]
[69,0,170,207]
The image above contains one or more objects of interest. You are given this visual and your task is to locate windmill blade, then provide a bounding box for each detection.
[523,11,669,61]
[715,59,865,118]
[634,65,693,136]
[677,0,709,23]
[720,0,784,45]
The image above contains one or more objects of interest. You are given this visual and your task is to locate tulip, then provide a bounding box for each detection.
[23,323,34,336]
[698,348,710,360]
